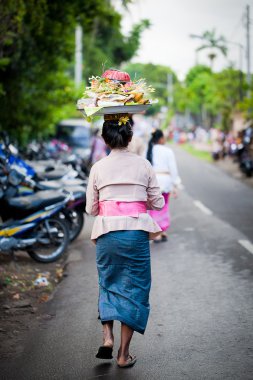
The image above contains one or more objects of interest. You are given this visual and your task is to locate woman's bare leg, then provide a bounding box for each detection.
[102,321,114,347]
[117,323,134,364]
[154,232,162,242]
[161,232,168,239]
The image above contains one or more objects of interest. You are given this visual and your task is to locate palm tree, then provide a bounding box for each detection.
[191,29,228,69]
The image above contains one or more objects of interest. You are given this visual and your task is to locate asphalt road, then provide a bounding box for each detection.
[1,148,253,380]
[174,146,253,241]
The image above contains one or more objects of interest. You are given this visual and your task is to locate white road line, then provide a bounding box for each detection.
[238,240,253,255]
[184,227,195,231]
[193,200,213,216]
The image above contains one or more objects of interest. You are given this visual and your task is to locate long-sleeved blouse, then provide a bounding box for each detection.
[86,148,165,241]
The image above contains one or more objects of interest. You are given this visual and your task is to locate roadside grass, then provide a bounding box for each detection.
[180,143,212,162]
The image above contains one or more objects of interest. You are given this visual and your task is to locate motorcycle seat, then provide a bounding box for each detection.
[38,178,85,190]
[37,170,69,180]
[8,190,66,211]
[60,179,87,186]
[64,186,86,199]
[37,181,63,190]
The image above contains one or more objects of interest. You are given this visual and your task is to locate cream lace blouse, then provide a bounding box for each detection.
[86,149,165,241]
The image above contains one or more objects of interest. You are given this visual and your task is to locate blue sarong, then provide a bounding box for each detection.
[96,230,151,334]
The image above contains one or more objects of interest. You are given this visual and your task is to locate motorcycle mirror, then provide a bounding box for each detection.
[0,174,7,184]
[8,169,24,186]
[5,186,17,199]
[0,155,6,162]
[9,144,18,156]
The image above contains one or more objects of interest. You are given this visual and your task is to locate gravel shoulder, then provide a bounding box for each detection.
[0,216,94,359]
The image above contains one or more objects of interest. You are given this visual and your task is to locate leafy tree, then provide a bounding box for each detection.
[173,65,218,126]
[83,18,150,81]
[238,94,253,121]
[192,29,227,68]
[185,65,212,86]
[0,0,149,144]
[123,62,177,114]
[173,64,246,131]
[214,67,247,131]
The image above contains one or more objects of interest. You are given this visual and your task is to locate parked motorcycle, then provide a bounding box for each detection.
[0,159,71,262]
[23,138,88,178]
[16,174,86,242]
[0,133,87,242]
[0,133,80,181]
[240,127,253,177]
[239,151,253,177]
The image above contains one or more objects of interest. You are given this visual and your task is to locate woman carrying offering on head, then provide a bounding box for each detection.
[86,114,164,368]
[147,129,181,243]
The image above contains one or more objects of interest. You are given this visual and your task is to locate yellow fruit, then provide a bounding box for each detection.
[134,93,143,102]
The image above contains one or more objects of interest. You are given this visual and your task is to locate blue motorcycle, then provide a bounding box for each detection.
[0,159,71,263]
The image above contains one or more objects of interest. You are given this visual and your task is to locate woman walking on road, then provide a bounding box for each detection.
[86,115,164,368]
[147,129,180,242]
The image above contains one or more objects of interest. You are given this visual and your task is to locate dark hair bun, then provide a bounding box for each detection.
[152,129,164,142]
[102,120,133,149]
[146,129,164,164]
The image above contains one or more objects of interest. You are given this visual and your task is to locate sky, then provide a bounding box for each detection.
[116,0,253,79]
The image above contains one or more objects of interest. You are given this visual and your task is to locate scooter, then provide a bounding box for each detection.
[0,134,79,181]
[15,174,87,242]
[240,153,253,177]
[0,135,87,241]
[1,155,86,242]
[0,160,71,262]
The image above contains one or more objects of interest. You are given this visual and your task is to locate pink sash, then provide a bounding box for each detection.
[99,201,147,217]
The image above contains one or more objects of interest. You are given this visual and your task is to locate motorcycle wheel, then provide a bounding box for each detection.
[27,217,69,263]
[68,209,84,242]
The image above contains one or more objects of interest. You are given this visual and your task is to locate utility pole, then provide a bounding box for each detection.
[239,43,244,100]
[227,41,244,100]
[167,73,173,106]
[246,5,251,93]
[75,24,83,88]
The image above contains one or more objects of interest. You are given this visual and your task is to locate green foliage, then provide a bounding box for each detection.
[181,143,212,162]
[123,62,246,132]
[123,62,177,114]
[238,92,253,121]
[192,29,227,68]
[83,17,150,80]
[185,65,212,86]
[174,64,247,131]
[0,0,149,145]
[173,66,220,129]
[214,68,246,131]
[196,29,227,56]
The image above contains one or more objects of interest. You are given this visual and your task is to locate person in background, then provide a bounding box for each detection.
[128,117,146,156]
[86,115,164,368]
[147,129,181,243]
[89,128,107,165]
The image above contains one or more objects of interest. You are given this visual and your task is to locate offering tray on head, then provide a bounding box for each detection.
[77,104,151,117]
[77,69,155,119]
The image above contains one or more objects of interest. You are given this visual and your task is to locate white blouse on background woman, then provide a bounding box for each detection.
[151,145,181,193]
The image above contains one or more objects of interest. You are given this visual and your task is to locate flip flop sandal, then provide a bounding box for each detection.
[161,235,168,242]
[96,346,113,359]
[153,238,162,244]
[117,354,137,368]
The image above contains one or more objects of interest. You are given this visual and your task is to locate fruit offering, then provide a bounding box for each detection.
[77,69,155,110]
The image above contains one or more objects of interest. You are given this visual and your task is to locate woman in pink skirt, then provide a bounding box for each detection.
[147,129,180,242]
